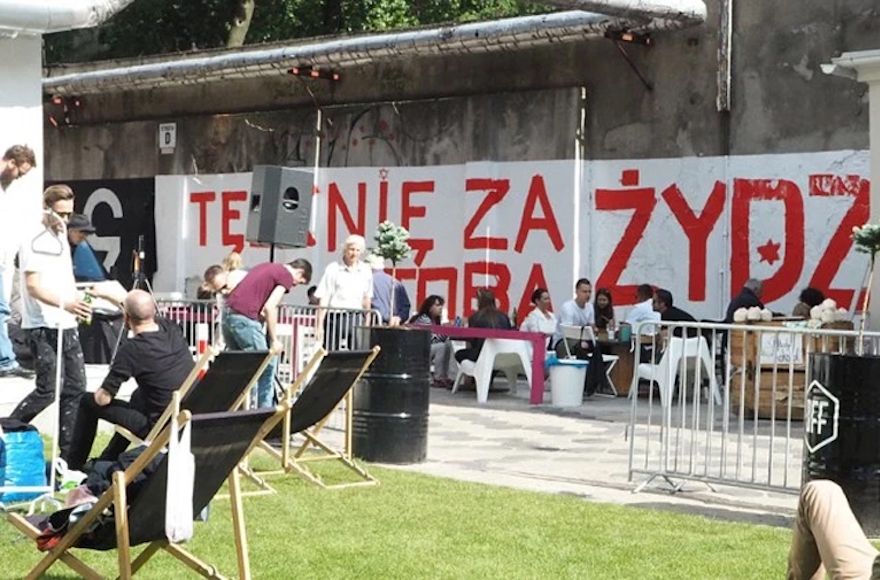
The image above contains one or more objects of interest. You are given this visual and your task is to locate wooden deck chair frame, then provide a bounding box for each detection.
[256,346,381,489]
[7,396,291,580]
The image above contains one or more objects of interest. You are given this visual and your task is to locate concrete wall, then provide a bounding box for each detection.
[42,0,878,178]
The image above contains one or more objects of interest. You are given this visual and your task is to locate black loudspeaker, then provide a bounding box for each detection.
[245,165,313,248]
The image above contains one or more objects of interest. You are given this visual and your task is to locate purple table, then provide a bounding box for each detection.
[428,325,547,405]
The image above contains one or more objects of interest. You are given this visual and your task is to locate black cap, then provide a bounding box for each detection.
[68,214,96,233]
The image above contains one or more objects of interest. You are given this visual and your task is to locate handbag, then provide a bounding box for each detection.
[164,411,194,543]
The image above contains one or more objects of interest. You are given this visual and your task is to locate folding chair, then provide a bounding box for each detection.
[257,346,381,489]
[559,325,619,396]
[7,405,290,580]
[116,349,275,446]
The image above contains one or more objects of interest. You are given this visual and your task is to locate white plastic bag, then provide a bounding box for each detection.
[165,412,194,543]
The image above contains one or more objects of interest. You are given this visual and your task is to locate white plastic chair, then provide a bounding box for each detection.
[558,325,620,396]
[636,335,721,407]
[452,338,533,403]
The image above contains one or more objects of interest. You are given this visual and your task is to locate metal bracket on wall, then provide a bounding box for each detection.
[611,40,654,92]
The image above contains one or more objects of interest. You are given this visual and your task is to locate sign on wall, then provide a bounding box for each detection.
[51,178,158,291]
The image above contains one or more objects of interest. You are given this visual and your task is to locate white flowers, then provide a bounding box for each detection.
[373,221,412,266]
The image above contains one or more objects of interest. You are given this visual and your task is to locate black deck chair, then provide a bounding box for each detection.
[119,348,274,446]
[257,346,381,489]
[8,405,289,580]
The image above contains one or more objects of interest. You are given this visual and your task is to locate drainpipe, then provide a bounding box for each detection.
[530,0,707,28]
[0,0,134,36]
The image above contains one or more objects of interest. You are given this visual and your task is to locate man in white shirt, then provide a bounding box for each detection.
[0,145,37,378]
[553,277,596,357]
[9,184,93,462]
[314,234,373,350]
[625,283,661,332]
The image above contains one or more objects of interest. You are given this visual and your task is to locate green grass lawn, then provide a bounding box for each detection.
[1,448,792,579]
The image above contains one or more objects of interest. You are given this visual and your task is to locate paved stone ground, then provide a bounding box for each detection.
[0,369,798,528]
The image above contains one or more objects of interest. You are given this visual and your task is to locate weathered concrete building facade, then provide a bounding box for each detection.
[36,1,880,317]
[42,0,877,177]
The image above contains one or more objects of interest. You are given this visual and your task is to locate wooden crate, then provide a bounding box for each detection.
[730,368,806,420]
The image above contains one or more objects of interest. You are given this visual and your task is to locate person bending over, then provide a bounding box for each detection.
[788,480,880,579]
[67,289,194,471]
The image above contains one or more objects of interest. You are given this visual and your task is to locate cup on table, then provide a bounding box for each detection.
[607,328,617,341]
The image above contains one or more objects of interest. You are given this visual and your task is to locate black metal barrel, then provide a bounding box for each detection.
[352,326,431,464]
[806,353,880,536]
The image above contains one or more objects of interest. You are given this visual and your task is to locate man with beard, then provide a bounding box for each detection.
[0,145,37,378]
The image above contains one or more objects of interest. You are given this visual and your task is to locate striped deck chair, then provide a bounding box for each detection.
[8,405,289,580]
[257,346,381,489]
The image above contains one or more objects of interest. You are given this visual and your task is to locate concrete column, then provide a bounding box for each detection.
[826,51,880,329]
[869,82,880,329]
[0,36,45,212]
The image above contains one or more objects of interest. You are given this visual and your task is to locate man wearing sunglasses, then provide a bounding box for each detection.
[0,145,37,378]
[8,184,93,468]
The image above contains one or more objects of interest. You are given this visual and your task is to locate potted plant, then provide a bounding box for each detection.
[372,221,412,326]
[803,220,880,535]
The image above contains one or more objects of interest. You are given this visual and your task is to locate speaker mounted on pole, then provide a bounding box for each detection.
[245,165,313,249]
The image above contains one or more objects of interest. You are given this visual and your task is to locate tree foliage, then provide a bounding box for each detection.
[45,0,552,64]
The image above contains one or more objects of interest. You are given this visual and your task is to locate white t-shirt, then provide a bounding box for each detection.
[18,225,78,330]
[315,260,373,309]
[520,308,558,337]
[553,299,595,346]
[0,179,41,271]
[625,298,661,329]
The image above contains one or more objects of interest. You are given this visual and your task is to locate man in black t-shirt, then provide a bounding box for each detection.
[652,288,698,338]
[67,289,194,471]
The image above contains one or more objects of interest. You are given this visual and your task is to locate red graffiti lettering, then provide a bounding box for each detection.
[662,181,726,302]
[189,191,216,246]
[463,179,509,250]
[514,175,564,253]
[417,267,458,319]
[378,180,389,224]
[809,175,870,308]
[402,181,436,266]
[595,173,657,305]
[731,179,804,302]
[221,190,247,252]
[516,264,551,321]
[464,261,511,316]
[327,182,366,251]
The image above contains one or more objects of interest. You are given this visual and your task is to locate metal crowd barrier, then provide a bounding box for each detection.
[626,318,879,495]
[154,299,379,433]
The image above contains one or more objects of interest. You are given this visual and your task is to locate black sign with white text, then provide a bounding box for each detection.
[46,178,157,291]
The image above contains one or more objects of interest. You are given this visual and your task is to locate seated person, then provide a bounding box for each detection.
[552,278,596,359]
[652,288,698,338]
[724,278,764,322]
[66,288,195,471]
[409,295,456,387]
[454,288,512,364]
[625,283,660,331]
[67,214,108,283]
[519,287,557,349]
[594,288,615,331]
[792,286,825,319]
[788,479,879,579]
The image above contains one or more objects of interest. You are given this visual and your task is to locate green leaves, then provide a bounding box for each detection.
[852,223,880,259]
[44,0,555,64]
[373,221,411,267]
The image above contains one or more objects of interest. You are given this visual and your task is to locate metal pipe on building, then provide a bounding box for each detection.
[0,0,134,37]
[44,1,707,96]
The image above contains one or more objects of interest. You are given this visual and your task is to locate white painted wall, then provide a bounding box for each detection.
[0,36,44,212]
[152,150,871,321]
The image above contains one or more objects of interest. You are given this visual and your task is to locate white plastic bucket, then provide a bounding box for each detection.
[549,360,588,407]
